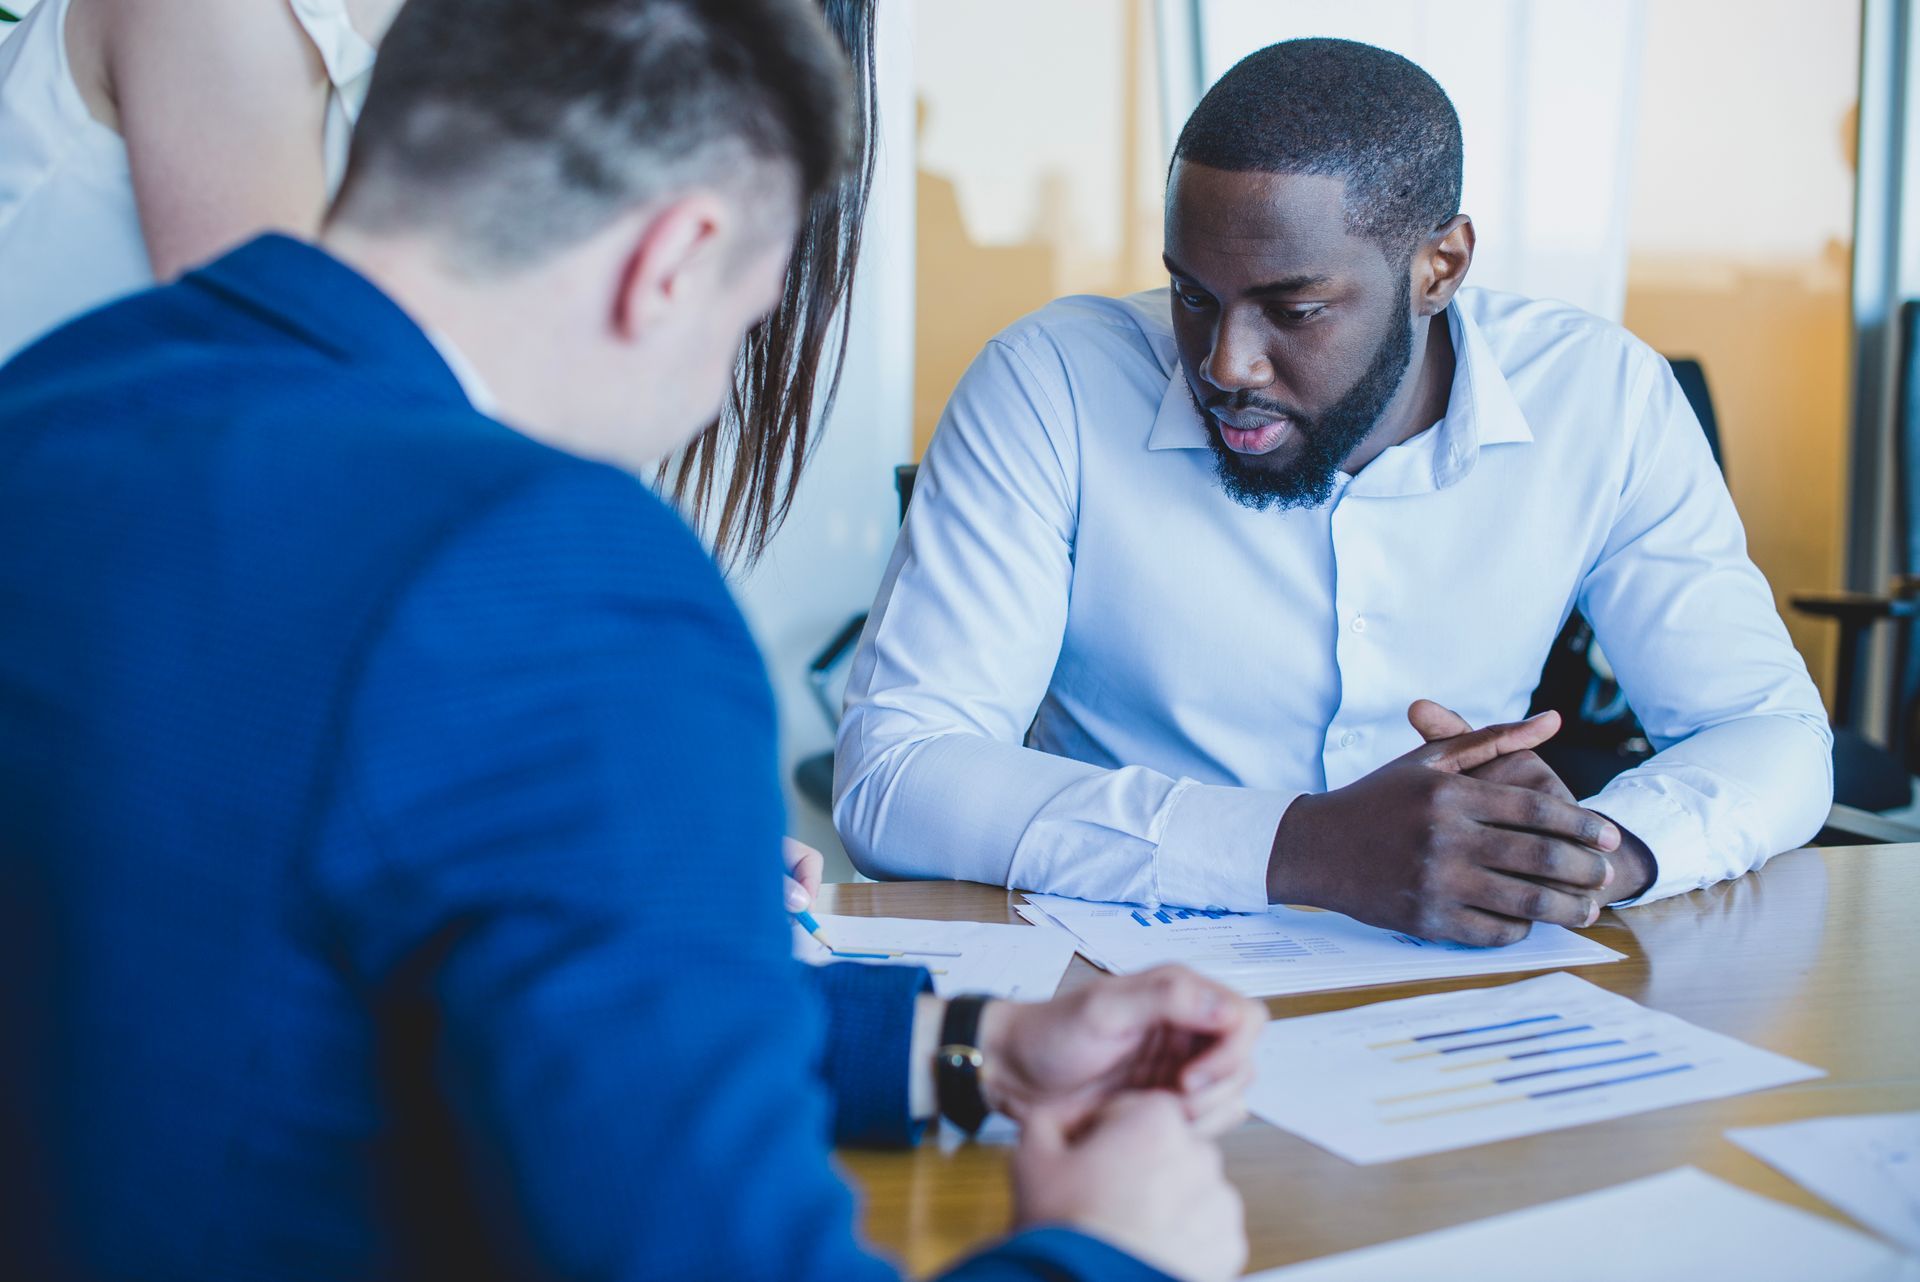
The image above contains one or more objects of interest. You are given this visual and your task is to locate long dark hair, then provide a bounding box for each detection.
[661,0,878,566]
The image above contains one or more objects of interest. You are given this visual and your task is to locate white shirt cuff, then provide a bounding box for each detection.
[1582,779,1711,907]
[1149,783,1297,913]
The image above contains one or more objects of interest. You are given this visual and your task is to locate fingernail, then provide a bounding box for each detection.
[784,884,808,911]
[1584,901,1600,927]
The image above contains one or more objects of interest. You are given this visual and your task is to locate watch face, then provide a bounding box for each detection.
[936,1006,991,1133]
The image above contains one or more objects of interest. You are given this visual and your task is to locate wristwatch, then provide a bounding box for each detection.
[935,994,993,1134]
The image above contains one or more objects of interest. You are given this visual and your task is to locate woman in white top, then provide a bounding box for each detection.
[0,0,402,360]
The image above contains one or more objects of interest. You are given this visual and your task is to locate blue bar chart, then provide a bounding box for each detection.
[1129,906,1229,927]
[1247,973,1823,1163]
[1367,1011,1694,1124]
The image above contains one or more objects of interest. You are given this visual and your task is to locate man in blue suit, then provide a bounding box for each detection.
[0,2,1265,1280]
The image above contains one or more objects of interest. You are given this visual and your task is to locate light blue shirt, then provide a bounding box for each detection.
[834,287,1833,912]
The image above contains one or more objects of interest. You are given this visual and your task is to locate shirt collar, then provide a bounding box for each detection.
[1143,290,1533,495]
[424,328,501,417]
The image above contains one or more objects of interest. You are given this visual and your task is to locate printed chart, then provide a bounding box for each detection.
[1247,972,1823,1163]
[1020,894,1623,997]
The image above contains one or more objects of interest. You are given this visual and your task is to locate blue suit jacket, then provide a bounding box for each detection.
[0,237,1169,1282]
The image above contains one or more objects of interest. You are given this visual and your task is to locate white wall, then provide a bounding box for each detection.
[730,0,916,869]
[1900,5,1920,300]
[1195,0,1647,321]
[916,0,1138,271]
[1631,0,1858,262]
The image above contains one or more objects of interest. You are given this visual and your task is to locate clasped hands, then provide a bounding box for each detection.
[782,840,1262,1282]
[1270,700,1657,947]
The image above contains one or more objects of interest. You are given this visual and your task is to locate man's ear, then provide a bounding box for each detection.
[611,192,726,341]
[1412,214,1475,317]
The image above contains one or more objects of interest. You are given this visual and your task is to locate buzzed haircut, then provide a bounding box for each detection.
[332,0,853,271]
[1173,37,1463,260]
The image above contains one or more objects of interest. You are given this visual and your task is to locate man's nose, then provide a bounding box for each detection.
[1200,311,1273,391]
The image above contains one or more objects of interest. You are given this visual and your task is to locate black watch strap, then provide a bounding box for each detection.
[935,994,993,1135]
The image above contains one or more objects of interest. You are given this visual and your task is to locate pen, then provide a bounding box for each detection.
[793,908,837,952]
[794,909,900,959]
[791,909,963,960]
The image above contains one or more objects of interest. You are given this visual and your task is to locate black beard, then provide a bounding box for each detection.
[1196,281,1417,512]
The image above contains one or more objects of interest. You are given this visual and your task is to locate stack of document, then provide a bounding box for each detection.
[1017,893,1624,998]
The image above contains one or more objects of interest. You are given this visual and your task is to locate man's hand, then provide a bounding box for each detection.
[1407,699,1577,802]
[1012,1092,1246,1282]
[976,966,1264,1137]
[1410,700,1657,905]
[1267,708,1623,946]
[781,837,823,912]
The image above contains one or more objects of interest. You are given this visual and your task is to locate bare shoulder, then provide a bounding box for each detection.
[62,0,116,129]
[90,0,331,130]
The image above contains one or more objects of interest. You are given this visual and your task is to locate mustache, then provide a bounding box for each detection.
[1200,391,1300,419]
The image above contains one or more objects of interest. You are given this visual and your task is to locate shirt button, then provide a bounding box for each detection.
[1350,616,1368,634]
[1339,730,1359,749]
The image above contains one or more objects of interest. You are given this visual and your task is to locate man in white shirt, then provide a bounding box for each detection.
[834,37,1832,946]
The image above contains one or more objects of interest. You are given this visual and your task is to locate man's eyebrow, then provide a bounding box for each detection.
[1247,274,1333,296]
[1161,254,1331,296]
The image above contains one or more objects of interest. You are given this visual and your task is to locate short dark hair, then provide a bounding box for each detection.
[1173,37,1463,259]
[333,0,853,269]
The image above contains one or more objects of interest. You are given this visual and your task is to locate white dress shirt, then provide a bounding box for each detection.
[834,287,1833,912]
[0,0,374,361]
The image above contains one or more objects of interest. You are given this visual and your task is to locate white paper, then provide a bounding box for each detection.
[1246,1167,1920,1281]
[1020,893,1623,998]
[1247,972,1823,1164]
[1728,1113,1920,1255]
[794,913,1076,1001]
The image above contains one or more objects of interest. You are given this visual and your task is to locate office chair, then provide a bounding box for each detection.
[1788,299,1920,817]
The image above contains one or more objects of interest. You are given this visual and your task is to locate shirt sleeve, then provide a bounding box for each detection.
[943,1229,1181,1282]
[834,334,1287,912]
[1576,354,1834,905]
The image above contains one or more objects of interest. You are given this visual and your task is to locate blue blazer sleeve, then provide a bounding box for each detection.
[305,462,1166,1282]
[807,961,931,1148]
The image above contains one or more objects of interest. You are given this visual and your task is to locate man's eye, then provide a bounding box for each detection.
[1271,305,1325,324]
[1173,285,1212,309]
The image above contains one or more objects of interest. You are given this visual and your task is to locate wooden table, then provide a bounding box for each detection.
[824,843,1920,1276]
